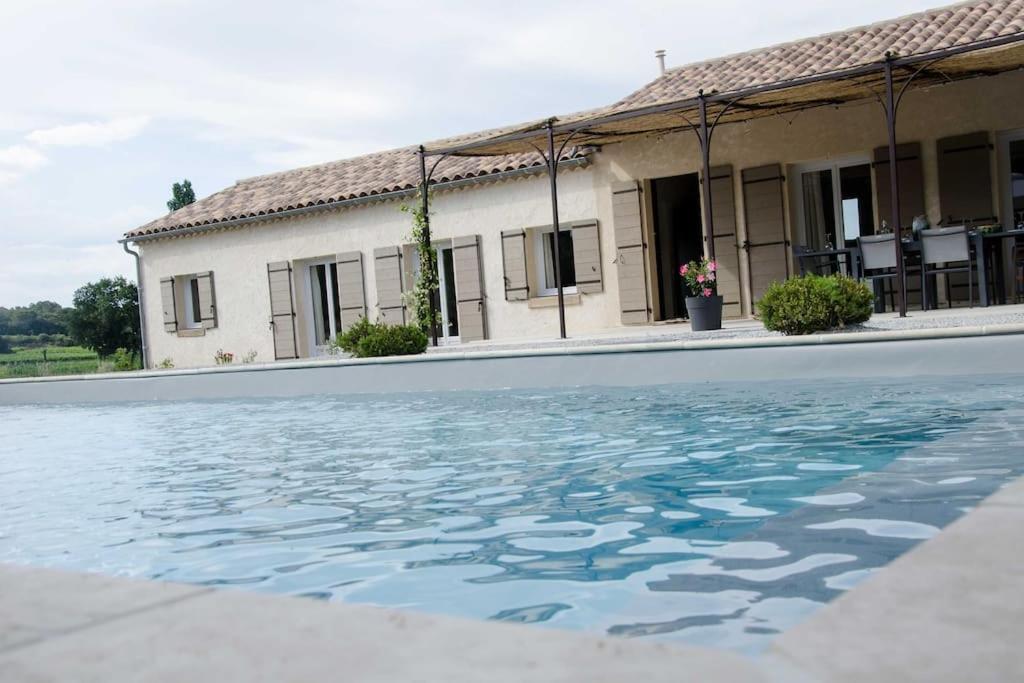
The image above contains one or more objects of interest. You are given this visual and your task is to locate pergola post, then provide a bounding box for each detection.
[697,92,717,262]
[417,145,440,345]
[545,120,568,339]
[883,56,908,317]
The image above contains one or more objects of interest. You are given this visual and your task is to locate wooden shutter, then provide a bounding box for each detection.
[195,271,217,329]
[704,165,742,317]
[500,229,529,300]
[452,235,486,342]
[266,261,297,360]
[570,220,602,294]
[159,277,177,332]
[335,251,367,331]
[374,246,406,324]
[612,181,650,324]
[937,132,995,224]
[873,142,925,230]
[741,164,790,306]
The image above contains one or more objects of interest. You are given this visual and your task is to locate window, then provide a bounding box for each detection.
[307,262,342,348]
[181,276,202,329]
[534,227,576,296]
[795,159,874,250]
[1010,138,1024,227]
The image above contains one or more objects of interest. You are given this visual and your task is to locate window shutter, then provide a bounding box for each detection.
[873,142,925,230]
[266,261,297,360]
[335,251,367,331]
[704,165,742,317]
[452,235,487,342]
[195,271,217,329]
[741,164,790,305]
[570,220,602,294]
[611,181,650,324]
[500,229,529,300]
[374,246,406,324]
[159,277,178,333]
[937,132,995,225]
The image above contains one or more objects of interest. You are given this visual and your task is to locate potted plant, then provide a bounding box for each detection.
[679,257,723,331]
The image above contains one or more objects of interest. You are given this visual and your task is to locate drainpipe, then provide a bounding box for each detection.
[122,241,149,369]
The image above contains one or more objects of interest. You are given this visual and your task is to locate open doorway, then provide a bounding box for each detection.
[651,173,704,320]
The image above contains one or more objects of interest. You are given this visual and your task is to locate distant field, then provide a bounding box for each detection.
[0,346,105,378]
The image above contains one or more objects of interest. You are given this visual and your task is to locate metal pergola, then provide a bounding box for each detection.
[415,33,1024,341]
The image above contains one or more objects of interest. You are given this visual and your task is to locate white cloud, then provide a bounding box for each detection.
[0,144,47,184]
[26,116,150,147]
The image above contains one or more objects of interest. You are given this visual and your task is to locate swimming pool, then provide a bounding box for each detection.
[1,375,1022,654]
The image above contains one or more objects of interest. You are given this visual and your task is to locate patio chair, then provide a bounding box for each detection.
[858,233,907,312]
[920,226,973,310]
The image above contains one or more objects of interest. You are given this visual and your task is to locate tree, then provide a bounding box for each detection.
[167,179,196,212]
[67,277,140,357]
[0,301,72,336]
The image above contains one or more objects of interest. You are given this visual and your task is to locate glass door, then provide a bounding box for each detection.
[306,261,342,356]
[436,245,460,344]
[794,158,874,274]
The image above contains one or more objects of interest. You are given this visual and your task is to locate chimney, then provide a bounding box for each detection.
[655,49,666,76]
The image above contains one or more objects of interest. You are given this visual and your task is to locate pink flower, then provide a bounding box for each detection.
[696,274,705,283]
[703,288,713,297]
[707,272,716,282]
[679,264,689,276]
[708,261,717,272]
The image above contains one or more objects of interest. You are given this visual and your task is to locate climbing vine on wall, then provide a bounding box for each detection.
[400,192,440,332]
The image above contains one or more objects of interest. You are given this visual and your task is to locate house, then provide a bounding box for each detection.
[123,0,1024,369]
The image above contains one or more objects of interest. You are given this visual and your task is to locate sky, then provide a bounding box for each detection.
[0,0,944,307]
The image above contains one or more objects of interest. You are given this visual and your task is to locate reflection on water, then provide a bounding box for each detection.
[1,376,1023,654]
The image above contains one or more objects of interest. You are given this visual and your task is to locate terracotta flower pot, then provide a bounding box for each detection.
[685,294,723,331]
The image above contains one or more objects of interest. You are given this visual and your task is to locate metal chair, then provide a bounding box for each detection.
[920,226,973,310]
[858,233,905,312]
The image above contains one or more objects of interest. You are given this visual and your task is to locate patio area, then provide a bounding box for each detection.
[428,303,1024,355]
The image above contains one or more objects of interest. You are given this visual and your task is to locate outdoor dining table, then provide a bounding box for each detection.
[794,246,860,277]
[972,227,1024,307]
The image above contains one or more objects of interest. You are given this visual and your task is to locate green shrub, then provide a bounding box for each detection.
[757,274,874,335]
[332,317,375,355]
[354,323,428,358]
[111,347,136,371]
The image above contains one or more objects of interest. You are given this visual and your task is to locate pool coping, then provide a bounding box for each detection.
[1,475,1021,681]
[3,321,1024,385]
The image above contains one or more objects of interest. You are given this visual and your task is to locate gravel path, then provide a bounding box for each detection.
[427,306,1024,354]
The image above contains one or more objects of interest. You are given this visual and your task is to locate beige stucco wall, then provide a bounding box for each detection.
[139,168,607,368]
[137,69,1024,369]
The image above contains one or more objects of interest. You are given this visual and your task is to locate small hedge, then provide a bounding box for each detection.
[757,274,874,335]
[333,318,428,358]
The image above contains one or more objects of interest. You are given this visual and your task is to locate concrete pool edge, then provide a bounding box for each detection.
[2,476,1021,681]
[1,324,1023,404]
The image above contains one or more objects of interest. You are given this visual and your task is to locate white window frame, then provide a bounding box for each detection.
[303,258,340,356]
[791,154,872,251]
[532,226,577,297]
[180,275,202,329]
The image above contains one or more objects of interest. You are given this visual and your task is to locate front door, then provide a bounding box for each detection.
[651,173,704,321]
[306,260,342,356]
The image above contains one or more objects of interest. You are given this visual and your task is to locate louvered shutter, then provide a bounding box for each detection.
[374,246,406,324]
[195,271,217,329]
[873,142,925,230]
[570,220,602,294]
[452,235,486,342]
[704,165,743,317]
[937,132,995,224]
[335,251,367,331]
[159,277,177,332]
[741,164,790,306]
[611,181,650,324]
[500,229,529,301]
[266,261,297,360]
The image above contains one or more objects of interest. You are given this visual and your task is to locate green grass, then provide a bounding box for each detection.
[0,345,114,378]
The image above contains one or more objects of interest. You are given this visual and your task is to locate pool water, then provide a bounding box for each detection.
[2,376,1023,654]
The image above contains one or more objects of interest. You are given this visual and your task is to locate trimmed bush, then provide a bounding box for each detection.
[757,274,874,335]
[354,323,428,358]
[333,316,375,355]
